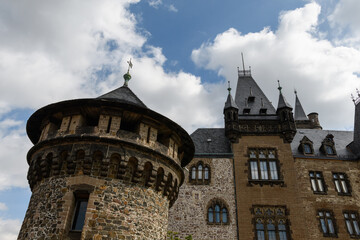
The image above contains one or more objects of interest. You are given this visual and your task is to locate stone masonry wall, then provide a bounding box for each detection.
[19,175,169,240]
[294,157,360,239]
[168,157,237,240]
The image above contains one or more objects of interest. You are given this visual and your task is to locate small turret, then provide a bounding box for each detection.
[294,90,322,129]
[224,81,239,142]
[276,81,296,142]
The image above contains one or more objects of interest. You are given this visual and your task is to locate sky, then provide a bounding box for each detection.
[0,0,360,238]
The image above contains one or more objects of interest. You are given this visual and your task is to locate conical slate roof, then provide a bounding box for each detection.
[294,93,308,120]
[224,93,238,109]
[277,92,292,109]
[97,85,147,108]
[234,75,276,115]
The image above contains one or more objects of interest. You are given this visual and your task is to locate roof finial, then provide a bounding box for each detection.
[357,88,360,98]
[277,80,282,93]
[294,89,297,95]
[351,94,356,105]
[227,81,231,94]
[123,58,133,87]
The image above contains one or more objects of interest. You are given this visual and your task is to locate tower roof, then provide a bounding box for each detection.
[294,91,308,120]
[276,81,292,109]
[224,83,238,109]
[234,74,276,115]
[97,85,147,108]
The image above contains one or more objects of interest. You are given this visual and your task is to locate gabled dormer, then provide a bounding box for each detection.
[298,136,314,155]
[320,134,337,157]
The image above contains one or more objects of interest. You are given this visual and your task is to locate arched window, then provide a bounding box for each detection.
[256,220,265,240]
[207,200,229,225]
[189,162,211,184]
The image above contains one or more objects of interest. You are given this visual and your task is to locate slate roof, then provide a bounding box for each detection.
[291,129,356,160]
[294,94,308,120]
[97,86,147,108]
[190,128,232,157]
[277,92,292,109]
[234,75,276,115]
[224,93,238,109]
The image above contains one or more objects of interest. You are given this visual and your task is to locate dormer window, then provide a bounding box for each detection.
[320,134,337,157]
[259,108,267,115]
[298,136,314,155]
[243,108,251,114]
[248,96,255,102]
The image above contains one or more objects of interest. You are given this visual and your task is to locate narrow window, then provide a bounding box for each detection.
[344,212,360,237]
[146,126,151,143]
[250,161,259,180]
[208,207,214,223]
[325,145,334,155]
[106,117,112,133]
[222,208,228,223]
[198,164,203,180]
[267,221,276,240]
[269,161,278,180]
[309,171,326,194]
[191,167,196,180]
[260,161,268,180]
[256,220,265,240]
[278,220,288,240]
[71,192,89,231]
[215,204,221,223]
[318,210,337,237]
[204,167,209,180]
[333,173,350,195]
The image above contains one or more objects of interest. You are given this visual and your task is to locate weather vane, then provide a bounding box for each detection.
[277,80,282,93]
[227,81,231,94]
[123,58,133,87]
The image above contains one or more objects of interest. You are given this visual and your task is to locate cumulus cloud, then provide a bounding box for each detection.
[0,218,21,240]
[192,2,360,130]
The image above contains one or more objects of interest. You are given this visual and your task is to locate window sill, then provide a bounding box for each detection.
[337,192,352,196]
[206,222,230,226]
[322,233,337,238]
[312,191,327,195]
[248,180,285,187]
[188,180,210,185]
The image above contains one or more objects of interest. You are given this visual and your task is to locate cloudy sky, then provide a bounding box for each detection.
[0,0,360,238]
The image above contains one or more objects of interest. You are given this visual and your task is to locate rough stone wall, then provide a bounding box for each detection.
[168,157,237,240]
[232,135,307,240]
[19,175,169,240]
[293,157,360,239]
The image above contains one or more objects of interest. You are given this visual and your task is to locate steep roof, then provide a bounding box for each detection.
[97,86,147,108]
[277,92,292,109]
[224,93,238,109]
[291,129,356,159]
[234,75,276,115]
[191,128,232,157]
[294,93,308,120]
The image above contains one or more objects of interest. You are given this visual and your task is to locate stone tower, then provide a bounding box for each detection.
[18,69,194,240]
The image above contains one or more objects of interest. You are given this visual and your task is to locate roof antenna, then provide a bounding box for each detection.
[123,58,133,87]
[241,52,246,76]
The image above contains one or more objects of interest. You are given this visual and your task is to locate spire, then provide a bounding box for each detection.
[294,90,308,121]
[277,80,292,109]
[123,58,133,87]
[224,81,238,109]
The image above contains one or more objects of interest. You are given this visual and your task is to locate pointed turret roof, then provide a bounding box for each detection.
[97,85,147,108]
[224,83,238,109]
[276,81,292,109]
[294,91,308,120]
[234,72,276,115]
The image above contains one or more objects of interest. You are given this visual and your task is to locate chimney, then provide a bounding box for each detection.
[308,112,322,129]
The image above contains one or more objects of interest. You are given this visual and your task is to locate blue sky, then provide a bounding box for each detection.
[0,0,360,238]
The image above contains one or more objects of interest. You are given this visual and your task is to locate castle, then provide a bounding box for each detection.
[19,65,360,239]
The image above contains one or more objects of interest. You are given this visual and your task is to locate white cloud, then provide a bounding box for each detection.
[148,0,162,8]
[192,2,360,130]
[168,4,178,12]
[0,218,21,240]
[0,203,7,211]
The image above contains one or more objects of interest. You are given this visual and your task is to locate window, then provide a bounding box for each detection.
[189,162,210,184]
[253,206,290,240]
[344,211,360,238]
[248,149,282,186]
[207,200,229,225]
[309,171,326,194]
[298,136,314,155]
[320,134,337,156]
[317,210,337,237]
[71,192,89,232]
[333,173,351,195]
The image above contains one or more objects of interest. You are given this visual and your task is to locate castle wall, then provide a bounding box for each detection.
[19,175,169,240]
[232,135,307,239]
[168,157,237,240]
[293,157,360,239]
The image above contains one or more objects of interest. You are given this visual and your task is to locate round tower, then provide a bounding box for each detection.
[18,71,194,240]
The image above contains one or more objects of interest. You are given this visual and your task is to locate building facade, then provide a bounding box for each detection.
[169,69,360,240]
